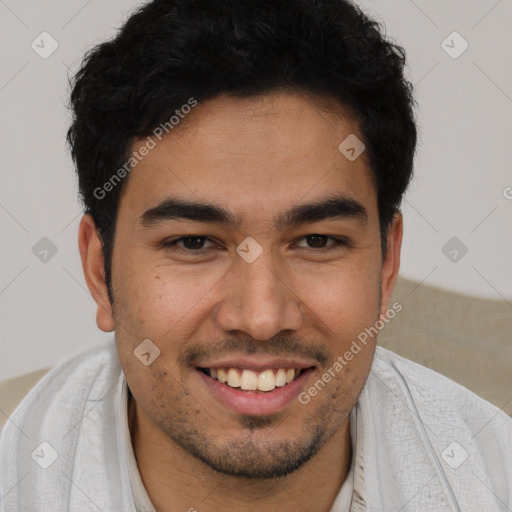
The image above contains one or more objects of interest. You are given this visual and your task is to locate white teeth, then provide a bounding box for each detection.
[275,368,287,387]
[258,370,276,391]
[207,367,302,392]
[227,368,240,387]
[240,369,258,390]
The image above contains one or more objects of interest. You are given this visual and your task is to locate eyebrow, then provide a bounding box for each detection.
[139,194,368,229]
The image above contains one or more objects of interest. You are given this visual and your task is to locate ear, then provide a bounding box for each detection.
[78,214,115,332]
[379,211,403,318]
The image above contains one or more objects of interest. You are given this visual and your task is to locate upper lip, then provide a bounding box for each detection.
[196,356,317,372]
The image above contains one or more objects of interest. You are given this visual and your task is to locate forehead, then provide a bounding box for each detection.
[119,91,376,224]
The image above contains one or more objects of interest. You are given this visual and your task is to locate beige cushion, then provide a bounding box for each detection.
[379,276,512,416]
[1,276,511,435]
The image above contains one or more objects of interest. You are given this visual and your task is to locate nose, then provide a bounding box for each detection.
[215,247,303,341]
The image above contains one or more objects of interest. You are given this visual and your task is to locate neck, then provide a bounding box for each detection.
[128,389,352,512]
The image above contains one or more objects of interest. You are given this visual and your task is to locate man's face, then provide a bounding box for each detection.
[96,91,399,478]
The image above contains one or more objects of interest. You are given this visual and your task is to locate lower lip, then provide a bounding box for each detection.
[196,368,314,415]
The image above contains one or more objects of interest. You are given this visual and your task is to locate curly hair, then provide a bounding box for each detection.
[66,0,417,303]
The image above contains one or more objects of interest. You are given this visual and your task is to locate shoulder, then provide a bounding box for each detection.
[373,346,508,411]
[0,341,131,509]
[0,340,121,448]
[371,345,512,428]
[369,346,512,469]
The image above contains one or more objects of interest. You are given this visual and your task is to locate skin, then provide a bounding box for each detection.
[79,91,402,511]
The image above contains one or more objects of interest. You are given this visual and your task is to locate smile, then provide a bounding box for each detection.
[198,367,305,392]
[196,365,315,415]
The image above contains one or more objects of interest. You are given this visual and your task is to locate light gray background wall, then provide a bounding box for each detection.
[1,0,511,380]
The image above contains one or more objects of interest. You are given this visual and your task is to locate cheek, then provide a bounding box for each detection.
[300,262,381,337]
[115,262,212,334]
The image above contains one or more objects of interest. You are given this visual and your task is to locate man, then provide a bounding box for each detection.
[1,0,511,510]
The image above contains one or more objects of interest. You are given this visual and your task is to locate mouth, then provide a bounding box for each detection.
[196,365,315,415]
[198,366,308,392]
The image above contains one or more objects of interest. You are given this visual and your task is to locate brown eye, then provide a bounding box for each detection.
[180,236,207,250]
[162,236,216,252]
[306,235,328,248]
[295,234,346,251]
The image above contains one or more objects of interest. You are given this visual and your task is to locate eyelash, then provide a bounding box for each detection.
[161,234,348,254]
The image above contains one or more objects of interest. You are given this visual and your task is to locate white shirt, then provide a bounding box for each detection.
[1,339,511,511]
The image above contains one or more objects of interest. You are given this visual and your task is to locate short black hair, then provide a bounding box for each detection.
[66,0,417,304]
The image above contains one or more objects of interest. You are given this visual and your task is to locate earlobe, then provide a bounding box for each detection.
[78,215,115,332]
[379,212,403,317]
